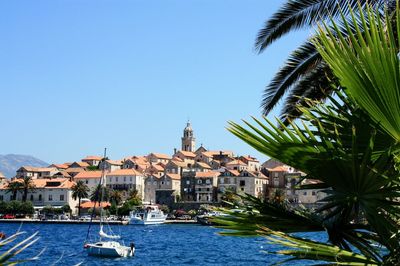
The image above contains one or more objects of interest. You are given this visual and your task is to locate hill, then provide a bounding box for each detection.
[0,154,49,178]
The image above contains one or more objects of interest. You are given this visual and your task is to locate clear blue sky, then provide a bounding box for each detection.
[0,0,309,164]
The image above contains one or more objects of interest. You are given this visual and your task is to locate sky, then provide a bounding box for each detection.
[0,0,310,164]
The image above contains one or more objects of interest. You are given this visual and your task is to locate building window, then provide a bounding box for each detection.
[49,195,53,201]
[60,195,64,201]
[39,194,42,201]
[197,180,202,184]
[186,180,190,185]
[124,176,126,182]
[116,177,119,182]
[240,180,245,186]
[312,191,316,196]
[85,180,88,184]
[130,176,132,182]
[30,195,33,201]
[303,191,307,196]
[0,195,3,201]
[220,178,224,184]
[206,179,210,184]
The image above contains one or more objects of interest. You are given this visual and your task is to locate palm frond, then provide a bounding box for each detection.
[256,0,384,52]
[315,2,400,141]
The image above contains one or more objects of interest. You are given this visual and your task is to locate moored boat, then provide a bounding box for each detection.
[129,205,167,225]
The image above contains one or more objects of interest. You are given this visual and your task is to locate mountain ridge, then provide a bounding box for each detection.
[0,154,49,178]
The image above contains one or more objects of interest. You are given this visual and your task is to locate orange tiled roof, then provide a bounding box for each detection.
[106,160,123,166]
[107,169,142,176]
[268,166,289,172]
[65,167,86,173]
[195,162,211,169]
[8,178,76,189]
[49,164,69,169]
[80,201,111,209]
[82,155,102,161]
[240,155,259,162]
[74,171,102,179]
[195,171,220,178]
[18,166,57,172]
[177,150,196,158]
[226,159,247,166]
[226,169,240,176]
[148,153,171,159]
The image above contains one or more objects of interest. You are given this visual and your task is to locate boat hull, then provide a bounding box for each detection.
[85,242,134,257]
[129,217,166,225]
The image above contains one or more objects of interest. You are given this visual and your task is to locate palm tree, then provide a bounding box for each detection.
[21,176,35,202]
[90,184,109,203]
[257,0,390,120]
[6,181,22,201]
[109,190,123,205]
[71,181,89,217]
[219,4,400,264]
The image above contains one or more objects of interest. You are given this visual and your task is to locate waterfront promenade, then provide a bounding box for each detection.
[0,218,196,225]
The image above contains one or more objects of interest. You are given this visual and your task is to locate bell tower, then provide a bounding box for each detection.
[181,121,196,152]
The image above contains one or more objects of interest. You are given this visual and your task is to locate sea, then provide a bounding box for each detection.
[0,223,326,265]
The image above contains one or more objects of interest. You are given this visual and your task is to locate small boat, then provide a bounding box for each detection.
[129,205,167,225]
[84,149,134,258]
[196,211,227,226]
[85,240,134,257]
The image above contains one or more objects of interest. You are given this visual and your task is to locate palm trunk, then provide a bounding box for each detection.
[78,197,81,217]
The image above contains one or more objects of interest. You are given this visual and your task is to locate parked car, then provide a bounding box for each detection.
[79,215,91,221]
[177,215,191,220]
[3,214,16,219]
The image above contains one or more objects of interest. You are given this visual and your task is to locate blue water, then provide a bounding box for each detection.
[0,223,326,265]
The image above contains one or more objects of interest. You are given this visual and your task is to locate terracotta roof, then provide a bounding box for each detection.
[151,164,164,171]
[18,166,57,172]
[169,160,187,168]
[65,167,86,174]
[268,166,289,172]
[82,155,102,161]
[166,173,181,180]
[80,201,111,209]
[195,162,211,169]
[74,171,102,179]
[107,169,142,176]
[172,157,184,162]
[70,162,90,168]
[8,178,75,189]
[177,150,196,158]
[195,171,220,179]
[240,155,259,162]
[243,171,268,179]
[106,160,123,166]
[148,153,171,159]
[226,159,247,166]
[226,169,240,176]
[49,164,69,169]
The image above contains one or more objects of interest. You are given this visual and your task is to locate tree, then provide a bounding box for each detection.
[6,182,22,201]
[127,189,141,206]
[71,181,89,217]
[218,4,400,264]
[257,0,390,120]
[61,204,71,215]
[21,176,35,202]
[109,190,123,205]
[90,184,109,203]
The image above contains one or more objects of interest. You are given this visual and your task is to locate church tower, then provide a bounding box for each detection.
[181,121,196,152]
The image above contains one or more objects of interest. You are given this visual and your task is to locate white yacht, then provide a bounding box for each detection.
[129,205,167,225]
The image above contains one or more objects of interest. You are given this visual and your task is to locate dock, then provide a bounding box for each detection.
[0,219,197,225]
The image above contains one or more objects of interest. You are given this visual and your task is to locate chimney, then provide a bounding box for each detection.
[219,151,223,155]
[174,148,177,155]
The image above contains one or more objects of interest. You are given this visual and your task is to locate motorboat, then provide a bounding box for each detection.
[129,205,167,225]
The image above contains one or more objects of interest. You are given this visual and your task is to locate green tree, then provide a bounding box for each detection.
[218,4,400,264]
[6,201,22,215]
[21,176,35,202]
[109,190,123,205]
[127,189,141,206]
[61,204,71,215]
[6,182,22,201]
[71,181,89,217]
[20,201,34,216]
[90,184,109,202]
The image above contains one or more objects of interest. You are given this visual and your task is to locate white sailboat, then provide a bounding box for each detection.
[84,149,135,258]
